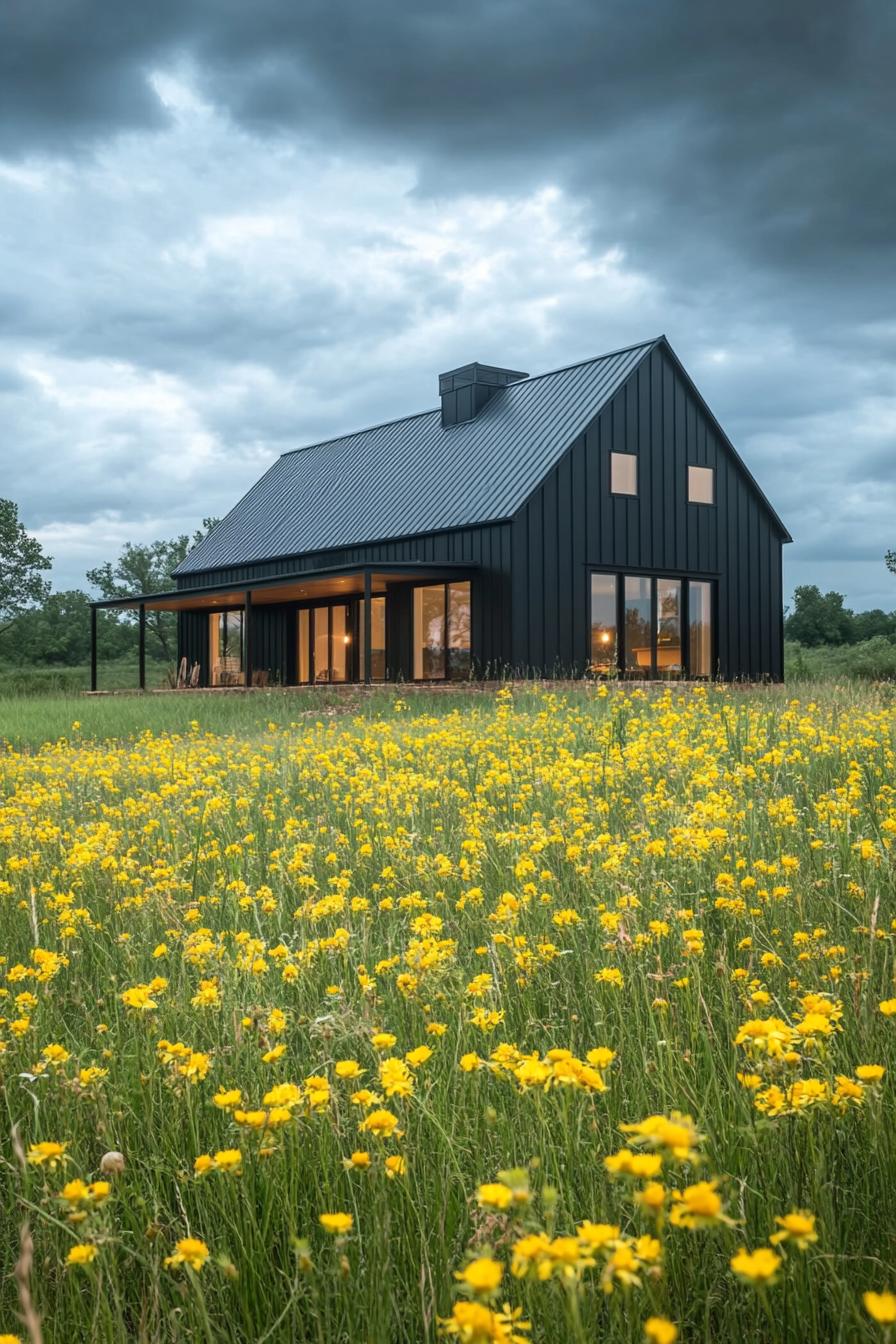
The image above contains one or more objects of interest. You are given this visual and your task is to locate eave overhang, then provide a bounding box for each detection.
[90,560,478,612]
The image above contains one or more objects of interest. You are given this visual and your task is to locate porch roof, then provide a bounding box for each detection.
[89,560,477,613]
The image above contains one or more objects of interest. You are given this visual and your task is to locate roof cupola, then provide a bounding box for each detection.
[438,361,528,427]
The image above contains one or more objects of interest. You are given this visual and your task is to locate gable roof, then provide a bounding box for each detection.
[176,335,789,576]
[175,338,657,575]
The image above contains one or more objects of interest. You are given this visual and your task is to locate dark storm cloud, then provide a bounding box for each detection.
[2,0,895,604]
[0,2,185,152]
[196,0,895,279]
[7,0,893,337]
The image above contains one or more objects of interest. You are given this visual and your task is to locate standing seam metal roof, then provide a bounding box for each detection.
[176,339,658,575]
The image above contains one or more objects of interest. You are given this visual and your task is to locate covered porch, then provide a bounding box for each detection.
[89,561,476,691]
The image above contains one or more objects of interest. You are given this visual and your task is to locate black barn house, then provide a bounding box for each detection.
[91,337,791,686]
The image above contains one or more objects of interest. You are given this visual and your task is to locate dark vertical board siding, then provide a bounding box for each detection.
[509,345,785,680]
[527,492,544,672]
[542,467,559,671]
[510,504,529,670]
[501,526,513,674]
[386,585,413,680]
[570,435,586,672]
[253,606,289,686]
[651,353,664,569]
[555,454,572,665]
[775,543,784,680]
[639,363,653,570]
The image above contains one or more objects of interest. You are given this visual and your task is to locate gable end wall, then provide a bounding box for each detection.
[510,345,785,679]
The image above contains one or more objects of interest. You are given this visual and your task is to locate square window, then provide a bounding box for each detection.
[688,465,715,504]
[610,452,637,495]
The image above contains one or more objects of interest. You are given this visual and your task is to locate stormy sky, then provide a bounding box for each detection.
[2,0,894,608]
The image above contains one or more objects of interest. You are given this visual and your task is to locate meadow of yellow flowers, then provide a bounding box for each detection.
[1,682,895,1343]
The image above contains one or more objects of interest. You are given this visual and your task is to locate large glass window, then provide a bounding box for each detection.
[689,581,712,678]
[590,574,617,674]
[655,578,682,678]
[447,582,472,679]
[688,465,715,504]
[331,604,349,682]
[611,452,637,495]
[209,610,244,686]
[414,586,446,679]
[359,597,386,681]
[413,581,471,680]
[297,609,310,683]
[623,577,652,677]
[591,573,712,678]
[313,607,330,682]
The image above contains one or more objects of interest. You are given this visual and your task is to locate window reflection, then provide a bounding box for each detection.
[330,605,348,682]
[313,607,330,682]
[656,578,682,678]
[623,577,652,677]
[590,574,617,674]
[209,611,244,686]
[447,583,472,679]
[413,581,471,680]
[689,581,712,678]
[414,586,446,679]
[359,596,386,681]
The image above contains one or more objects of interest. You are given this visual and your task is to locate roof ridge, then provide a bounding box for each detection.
[509,335,662,387]
[279,336,662,459]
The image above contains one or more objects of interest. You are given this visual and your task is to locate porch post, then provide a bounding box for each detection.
[244,590,253,689]
[138,603,146,691]
[90,605,97,692]
[363,568,372,685]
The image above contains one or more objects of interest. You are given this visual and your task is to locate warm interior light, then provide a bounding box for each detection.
[600,632,610,644]
[344,635,350,644]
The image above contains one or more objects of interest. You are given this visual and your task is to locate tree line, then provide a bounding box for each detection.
[0,498,217,667]
[785,577,896,647]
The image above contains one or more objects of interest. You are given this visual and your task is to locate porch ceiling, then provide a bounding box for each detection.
[91,561,477,613]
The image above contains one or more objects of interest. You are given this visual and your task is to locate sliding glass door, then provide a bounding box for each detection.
[297,602,352,683]
[295,596,388,684]
[589,574,713,678]
[209,611,244,686]
[359,597,386,682]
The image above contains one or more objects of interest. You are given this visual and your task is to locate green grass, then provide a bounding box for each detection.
[0,659,171,699]
[785,637,896,681]
[0,683,895,1343]
[0,684,392,751]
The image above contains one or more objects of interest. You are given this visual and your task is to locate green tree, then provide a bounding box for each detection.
[86,519,219,664]
[851,608,896,642]
[3,589,135,666]
[784,585,855,647]
[0,498,52,639]
[886,550,896,577]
